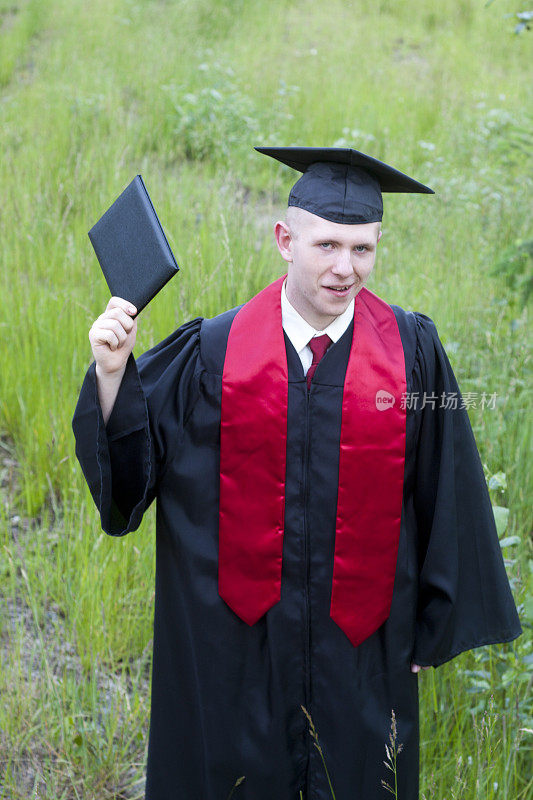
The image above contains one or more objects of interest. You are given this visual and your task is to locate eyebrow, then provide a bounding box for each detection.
[314,238,376,248]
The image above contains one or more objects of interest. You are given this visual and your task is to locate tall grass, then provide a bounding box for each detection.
[0,0,531,797]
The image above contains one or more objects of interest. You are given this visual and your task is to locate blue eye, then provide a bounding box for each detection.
[355,245,367,253]
[320,242,333,249]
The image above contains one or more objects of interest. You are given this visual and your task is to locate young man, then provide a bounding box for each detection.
[72,148,522,800]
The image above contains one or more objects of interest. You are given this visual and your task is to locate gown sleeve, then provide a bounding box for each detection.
[411,312,523,667]
[71,316,203,537]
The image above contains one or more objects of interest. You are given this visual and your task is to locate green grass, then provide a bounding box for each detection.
[0,0,531,797]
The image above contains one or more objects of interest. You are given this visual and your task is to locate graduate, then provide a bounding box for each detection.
[72,147,522,800]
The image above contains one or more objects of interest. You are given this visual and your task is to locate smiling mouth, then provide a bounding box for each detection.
[325,284,354,293]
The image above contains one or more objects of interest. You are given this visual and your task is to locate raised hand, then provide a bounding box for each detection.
[89,296,138,424]
[89,296,138,376]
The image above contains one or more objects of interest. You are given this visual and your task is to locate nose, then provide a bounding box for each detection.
[331,248,353,278]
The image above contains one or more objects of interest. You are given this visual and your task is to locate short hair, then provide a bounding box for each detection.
[284,205,307,239]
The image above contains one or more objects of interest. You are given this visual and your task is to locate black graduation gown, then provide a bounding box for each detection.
[72,302,522,800]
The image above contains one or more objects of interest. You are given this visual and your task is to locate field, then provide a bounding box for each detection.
[0,0,531,798]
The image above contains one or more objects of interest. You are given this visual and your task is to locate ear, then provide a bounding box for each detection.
[377,228,383,243]
[274,220,293,263]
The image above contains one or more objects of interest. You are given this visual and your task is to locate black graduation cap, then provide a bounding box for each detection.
[255,146,434,224]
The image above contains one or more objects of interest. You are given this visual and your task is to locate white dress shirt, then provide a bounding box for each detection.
[281,278,354,375]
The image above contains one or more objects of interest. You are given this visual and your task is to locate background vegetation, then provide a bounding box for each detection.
[0,0,531,797]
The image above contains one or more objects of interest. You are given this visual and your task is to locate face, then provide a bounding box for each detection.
[274,207,382,330]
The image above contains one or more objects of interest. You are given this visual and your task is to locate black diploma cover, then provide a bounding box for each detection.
[88,175,179,314]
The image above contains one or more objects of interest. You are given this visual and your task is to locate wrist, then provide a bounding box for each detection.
[95,362,127,382]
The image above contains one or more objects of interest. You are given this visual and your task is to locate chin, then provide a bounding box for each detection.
[328,295,351,310]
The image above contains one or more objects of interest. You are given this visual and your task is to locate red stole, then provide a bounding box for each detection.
[218,274,406,647]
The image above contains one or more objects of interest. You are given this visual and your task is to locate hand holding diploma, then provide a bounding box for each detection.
[89,296,138,424]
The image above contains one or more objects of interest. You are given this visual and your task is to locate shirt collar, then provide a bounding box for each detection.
[281,278,354,354]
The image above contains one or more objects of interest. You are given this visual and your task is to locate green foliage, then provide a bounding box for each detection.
[161,64,261,163]
[0,0,45,86]
[491,239,533,307]
[0,0,531,797]
[485,0,533,32]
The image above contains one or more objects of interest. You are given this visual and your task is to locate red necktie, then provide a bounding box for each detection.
[306,334,332,389]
